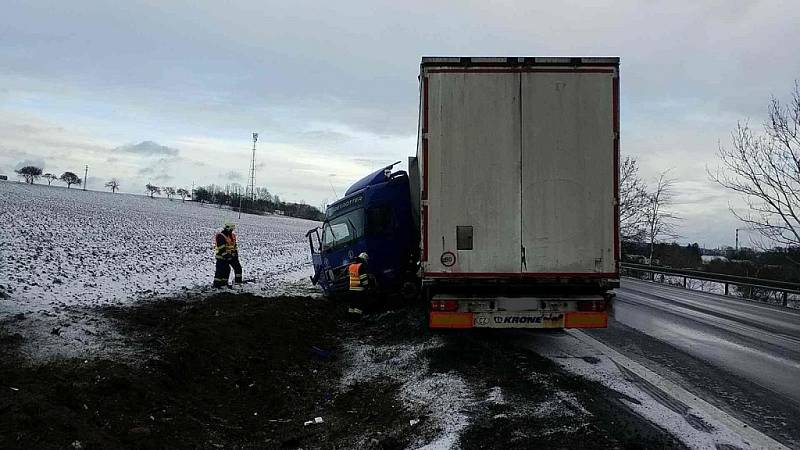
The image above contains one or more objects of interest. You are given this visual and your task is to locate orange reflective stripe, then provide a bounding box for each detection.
[429,312,474,329]
[564,312,608,329]
[214,232,238,256]
[349,263,363,290]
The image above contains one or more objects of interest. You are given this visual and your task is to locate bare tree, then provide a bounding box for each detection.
[105,178,120,193]
[15,166,42,184]
[645,172,680,265]
[176,188,190,202]
[194,186,211,203]
[163,186,176,200]
[256,187,273,203]
[42,173,58,185]
[60,171,81,189]
[709,81,800,249]
[619,156,650,242]
[145,183,161,198]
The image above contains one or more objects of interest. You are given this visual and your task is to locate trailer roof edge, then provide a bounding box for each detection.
[420,56,620,67]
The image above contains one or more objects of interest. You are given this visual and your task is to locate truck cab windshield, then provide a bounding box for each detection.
[322,209,364,251]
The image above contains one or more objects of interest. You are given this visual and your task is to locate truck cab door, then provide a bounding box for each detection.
[306,227,323,284]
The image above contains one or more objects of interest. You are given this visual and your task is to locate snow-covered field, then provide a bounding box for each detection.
[0,181,319,313]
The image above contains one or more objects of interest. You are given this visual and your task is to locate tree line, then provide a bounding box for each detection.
[144,183,190,201]
[618,156,680,264]
[15,166,83,188]
[705,247,800,284]
[11,165,324,221]
[140,181,323,221]
[191,184,323,221]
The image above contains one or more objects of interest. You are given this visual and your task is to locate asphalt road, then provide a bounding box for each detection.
[586,278,800,447]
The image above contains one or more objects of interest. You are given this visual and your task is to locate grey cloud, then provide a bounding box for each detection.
[351,158,397,169]
[295,129,352,144]
[136,168,174,183]
[115,141,179,157]
[137,156,180,183]
[14,158,46,171]
[221,170,243,181]
[153,173,174,182]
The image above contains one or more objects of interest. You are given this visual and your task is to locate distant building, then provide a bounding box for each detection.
[625,254,649,264]
[729,259,755,265]
[701,255,728,264]
[0,175,7,181]
[274,210,285,215]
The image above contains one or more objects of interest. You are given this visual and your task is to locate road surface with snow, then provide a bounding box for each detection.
[524,278,800,449]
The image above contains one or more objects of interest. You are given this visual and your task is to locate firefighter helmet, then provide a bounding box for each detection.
[358,252,369,262]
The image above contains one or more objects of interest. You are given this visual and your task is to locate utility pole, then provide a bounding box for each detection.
[238,186,243,219]
[735,228,739,251]
[246,132,258,203]
[83,165,88,191]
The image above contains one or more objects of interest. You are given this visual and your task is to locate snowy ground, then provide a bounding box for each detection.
[0,181,319,312]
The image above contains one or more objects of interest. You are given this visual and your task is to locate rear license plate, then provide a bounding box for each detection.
[473,312,565,329]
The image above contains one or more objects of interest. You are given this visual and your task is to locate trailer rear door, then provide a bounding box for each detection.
[425,72,522,274]
[520,71,617,275]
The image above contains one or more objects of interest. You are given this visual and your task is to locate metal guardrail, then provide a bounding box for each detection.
[620,262,800,308]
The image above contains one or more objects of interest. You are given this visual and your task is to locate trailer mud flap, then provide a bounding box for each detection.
[564,312,608,329]
[429,312,474,329]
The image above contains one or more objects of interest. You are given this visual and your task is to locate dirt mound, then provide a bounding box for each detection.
[0,294,409,449]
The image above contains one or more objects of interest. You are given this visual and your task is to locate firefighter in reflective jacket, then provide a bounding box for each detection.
[348,252,370,292]
[213,222,243,287]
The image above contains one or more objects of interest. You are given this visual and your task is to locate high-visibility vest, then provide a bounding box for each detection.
[214,232,238,259]
[348,263,369,291]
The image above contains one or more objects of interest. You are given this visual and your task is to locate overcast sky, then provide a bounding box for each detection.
[2,0,799,247]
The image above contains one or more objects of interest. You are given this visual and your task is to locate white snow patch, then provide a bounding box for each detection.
[340,340,441,387]
[340,337,475,449]
[538,422,592,437]
[485,386,506,405]
[403,373,472,450]
[530,392,587,419]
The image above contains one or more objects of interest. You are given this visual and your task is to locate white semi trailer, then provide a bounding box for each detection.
[412,57,620,329]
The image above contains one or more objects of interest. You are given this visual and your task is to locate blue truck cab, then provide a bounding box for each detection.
[307,163,419,296]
